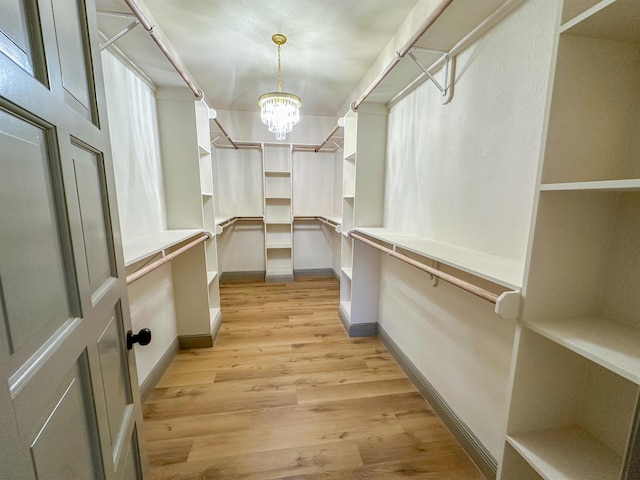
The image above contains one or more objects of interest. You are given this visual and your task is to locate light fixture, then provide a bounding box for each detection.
[258,34,301,141]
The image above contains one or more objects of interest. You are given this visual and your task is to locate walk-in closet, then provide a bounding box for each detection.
[1,0,638,478]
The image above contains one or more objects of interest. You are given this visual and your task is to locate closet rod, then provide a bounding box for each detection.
[122,0,241,150]
[123,0,200,98]
[126,232,210,285]
[213,118,239,149]
[351,0,454,110]
[349,231,500,304]
[314,124,340,153]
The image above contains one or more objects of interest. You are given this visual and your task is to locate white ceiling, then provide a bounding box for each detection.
[96,0,421,117]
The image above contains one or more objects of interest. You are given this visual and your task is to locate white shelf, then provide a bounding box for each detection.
[507,426,621,480]
[524,317,640,384]
[343,195,355,200]
[355,227,524,289]
[207,271,218,285]
[198,143,211,156]
[123,229,203,266]
[264,170,291,176]
[540,179,640,192]
[266,244,292,249]
[265,221,290,225]
[265,196,291,200]
[202,191,213,197]
[215,215,234,225]
[561,0,640,44]
[341,267,353,281]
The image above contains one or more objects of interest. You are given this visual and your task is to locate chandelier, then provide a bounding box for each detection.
[258,34,301,140]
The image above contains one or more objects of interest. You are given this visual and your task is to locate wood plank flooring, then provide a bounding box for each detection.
[143,276,484,479]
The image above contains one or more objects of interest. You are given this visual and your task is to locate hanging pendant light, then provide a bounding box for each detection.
[258,34,301,141]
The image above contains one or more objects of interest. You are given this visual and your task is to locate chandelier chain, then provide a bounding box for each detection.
[277,44,282,92]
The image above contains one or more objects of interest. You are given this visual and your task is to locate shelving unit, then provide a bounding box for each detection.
[339,105,387,333]
[501,1,640,478]
[263,143,293,281]
[156,88,222,348]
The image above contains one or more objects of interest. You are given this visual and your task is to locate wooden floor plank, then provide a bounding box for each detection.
[143,276,484,479]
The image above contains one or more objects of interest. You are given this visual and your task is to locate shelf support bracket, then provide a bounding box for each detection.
[100,18,141,51]
[407,47,454,104]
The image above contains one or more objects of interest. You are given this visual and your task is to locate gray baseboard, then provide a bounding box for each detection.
[265,274,295,283]
[178,311,223,349]
[219,270,265,281]
[338,305,378,337]
[293,268,335,278]
[139,337,179,402]
[378,325,497,480]
[178,334,213,349]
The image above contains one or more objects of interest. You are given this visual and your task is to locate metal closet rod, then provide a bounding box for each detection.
[351,0,454,110]
[126,232,210,285]
[349,231,500,304]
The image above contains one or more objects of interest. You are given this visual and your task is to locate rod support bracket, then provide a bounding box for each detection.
[408,48,455,104]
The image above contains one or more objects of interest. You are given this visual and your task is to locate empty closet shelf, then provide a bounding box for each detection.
[524,317,640,384]
[353,227,524,290]
[123,229,205,266]
[507,426,620,480]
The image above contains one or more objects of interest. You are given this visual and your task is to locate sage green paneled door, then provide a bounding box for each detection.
[0,1,146,479]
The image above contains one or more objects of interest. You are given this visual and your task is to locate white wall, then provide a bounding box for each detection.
[215,147,263,216]
[102,50,177,387]
[377,0,559,459]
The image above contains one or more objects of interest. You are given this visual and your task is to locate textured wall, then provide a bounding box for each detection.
[378,0,559,458]
[102,50,177,386]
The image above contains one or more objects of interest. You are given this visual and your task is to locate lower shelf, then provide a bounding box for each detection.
[339,300,351,320]
[207,271,218,285]
[507,425,621,480]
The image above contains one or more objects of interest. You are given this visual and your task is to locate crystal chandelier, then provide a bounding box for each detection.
[258,34,301,141]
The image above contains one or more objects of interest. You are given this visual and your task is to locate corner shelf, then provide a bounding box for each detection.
[123,229,204,266]
[355,227,524,290]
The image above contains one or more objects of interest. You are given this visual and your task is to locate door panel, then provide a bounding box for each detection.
[0,108,73,356]
[0,0,145,478]
[72,144,115,293]
[97,310,132,452]
[0,0,40,75]
[30,358,102,480]
[50,0,97,122]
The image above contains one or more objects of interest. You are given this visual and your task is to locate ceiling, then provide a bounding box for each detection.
[95,0,422,117]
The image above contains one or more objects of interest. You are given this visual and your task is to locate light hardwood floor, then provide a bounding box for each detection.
[143,276,484,479]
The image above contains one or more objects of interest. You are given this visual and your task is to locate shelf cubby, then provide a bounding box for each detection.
[265,223,292,249]
[264,198,291,224]
[523,190,640,383]
[506,329,637,480]
[541,0,640,184]
[265,174,291,199]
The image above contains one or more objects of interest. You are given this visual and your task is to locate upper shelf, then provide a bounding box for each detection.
[561,0,640,43]
[123,229,204,266]
[364,0,509,105]
[354,227,524,289]
[540,179,640,192]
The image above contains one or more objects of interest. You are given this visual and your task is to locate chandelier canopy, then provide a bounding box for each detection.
[258,34,301,140]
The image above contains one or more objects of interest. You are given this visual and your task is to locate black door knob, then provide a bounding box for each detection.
[126,328,152,350]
